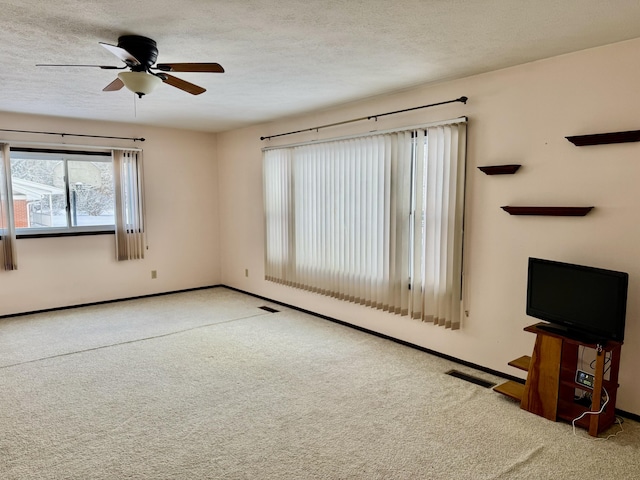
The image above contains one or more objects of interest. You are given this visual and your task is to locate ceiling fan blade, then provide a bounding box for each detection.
[99,42,141,66]
[36,64,123,69]
[161,74,206,95]
[103,78,125,91]
[155,63,224,73]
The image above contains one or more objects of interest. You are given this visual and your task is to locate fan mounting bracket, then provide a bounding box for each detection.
[117,35,158,71]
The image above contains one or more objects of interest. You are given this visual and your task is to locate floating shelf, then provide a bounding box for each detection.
[478,164,521,175]
[566,130,640,146]
[501,206,594,216]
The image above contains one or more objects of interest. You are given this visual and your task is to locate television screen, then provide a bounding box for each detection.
[526,258,628,342]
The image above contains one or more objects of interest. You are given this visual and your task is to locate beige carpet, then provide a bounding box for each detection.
[0,287,638,479]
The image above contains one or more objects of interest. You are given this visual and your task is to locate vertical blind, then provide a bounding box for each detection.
[0,143,17,270]
[113,149,146,261]
[410,124,467,329]
[263,119,467,329]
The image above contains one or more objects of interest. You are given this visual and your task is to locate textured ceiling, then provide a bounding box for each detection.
[2,0,640,133]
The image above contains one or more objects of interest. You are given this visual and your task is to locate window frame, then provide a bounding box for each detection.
[10,147,116,238]
[263,118,467,328]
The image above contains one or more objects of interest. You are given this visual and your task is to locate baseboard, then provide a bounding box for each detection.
[221,285,525,383]
[4,282,639,422]
[0,284,223,320]
[222,285,640,422]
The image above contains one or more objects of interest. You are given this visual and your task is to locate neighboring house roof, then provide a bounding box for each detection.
[11,178,65,201]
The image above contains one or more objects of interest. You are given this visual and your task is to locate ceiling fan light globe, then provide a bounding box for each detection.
[117,71,162,97]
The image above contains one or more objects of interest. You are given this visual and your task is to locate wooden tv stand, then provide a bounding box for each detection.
[494,323,622,436]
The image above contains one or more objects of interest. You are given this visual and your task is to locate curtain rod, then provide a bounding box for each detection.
[262,116,467,152]
[5,140,143,152]
[260,96,467,141]
[0,128,145,142]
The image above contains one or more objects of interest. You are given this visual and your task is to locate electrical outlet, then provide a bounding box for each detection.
[151,270,157,279]
[245,269,249,277]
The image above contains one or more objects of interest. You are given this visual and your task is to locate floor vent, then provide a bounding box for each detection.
[258,306,279,313]
[445,369,496,388]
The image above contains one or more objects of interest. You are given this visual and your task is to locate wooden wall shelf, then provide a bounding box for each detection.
[566,130,640,146]
[501,206,594,216]
[478,165,521,175]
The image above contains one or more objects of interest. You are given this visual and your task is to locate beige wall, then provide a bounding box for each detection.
[217,38,640,415]
[2,38,638,415]
[0,112,221,315]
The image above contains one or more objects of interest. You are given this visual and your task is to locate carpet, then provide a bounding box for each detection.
[0,288,638,479]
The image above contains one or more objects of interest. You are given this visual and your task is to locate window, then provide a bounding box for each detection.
[263,119,466,329]
[0,144,144,269]
[10,148,115,235]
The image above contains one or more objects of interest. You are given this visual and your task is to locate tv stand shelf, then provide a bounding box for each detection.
[508,355,531,371]
[494,323,622,436]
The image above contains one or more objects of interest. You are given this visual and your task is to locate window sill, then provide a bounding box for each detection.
[16,230,115,239]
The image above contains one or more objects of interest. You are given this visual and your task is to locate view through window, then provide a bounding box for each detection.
[10,148,115,233]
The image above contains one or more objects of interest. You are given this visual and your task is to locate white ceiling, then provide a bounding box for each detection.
[2,0,640,133]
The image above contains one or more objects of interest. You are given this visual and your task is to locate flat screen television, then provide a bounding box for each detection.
[526,258,629,343]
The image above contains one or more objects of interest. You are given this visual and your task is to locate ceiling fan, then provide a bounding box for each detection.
[37,35,224,97]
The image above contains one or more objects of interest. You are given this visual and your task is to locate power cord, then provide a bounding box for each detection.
[589,352,612,375]
[597,416,625,441]
[571,387,622,440]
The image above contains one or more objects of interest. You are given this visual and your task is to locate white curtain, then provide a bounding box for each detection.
[263,120,466,328]
[113,149,146,261]
[0,143,17,271]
